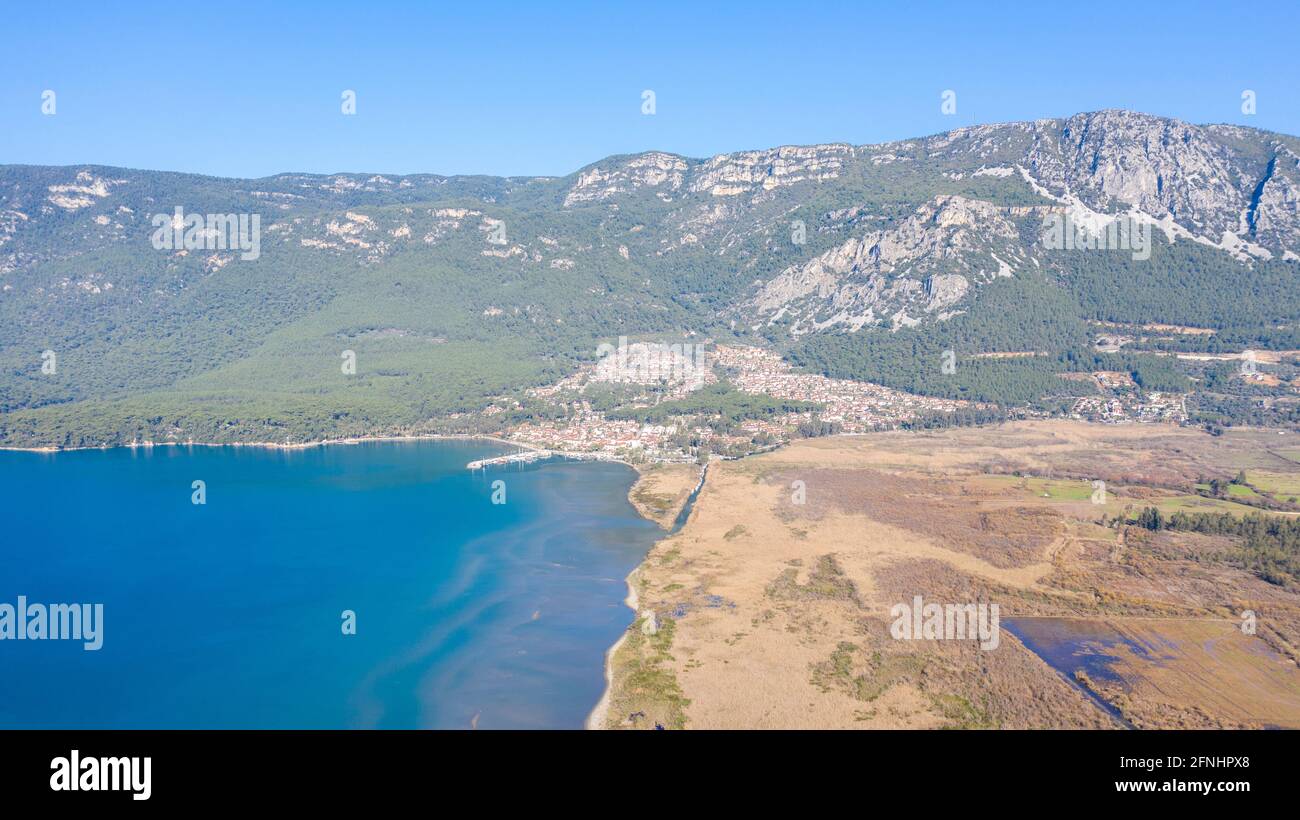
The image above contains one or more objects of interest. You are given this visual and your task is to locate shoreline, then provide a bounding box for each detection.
[585,566,641,730]
[0,432,663,472]
[0,432,544,455]
[587,464,706,729]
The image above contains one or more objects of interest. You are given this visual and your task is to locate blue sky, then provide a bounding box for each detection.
[2,0,1296,179]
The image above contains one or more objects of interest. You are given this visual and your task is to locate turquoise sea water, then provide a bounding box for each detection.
[0,440,659,728]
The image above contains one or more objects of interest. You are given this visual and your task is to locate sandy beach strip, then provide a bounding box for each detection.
[586,566,642,730]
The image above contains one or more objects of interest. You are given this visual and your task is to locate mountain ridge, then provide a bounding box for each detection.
[7,107,1293,189]
[1,109,1297,448]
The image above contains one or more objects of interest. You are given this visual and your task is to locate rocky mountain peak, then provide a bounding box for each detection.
[1026,110,1252,239]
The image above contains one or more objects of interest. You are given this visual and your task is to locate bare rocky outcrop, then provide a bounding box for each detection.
[751,196,1022,334]
[563,152,689,206]
[688,144,855,197]
[47,171,124,210]
[1023,110,1249,239]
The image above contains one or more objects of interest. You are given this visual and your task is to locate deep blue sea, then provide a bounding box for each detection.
[0,440,659,728]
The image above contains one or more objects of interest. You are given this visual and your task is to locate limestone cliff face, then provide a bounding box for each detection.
[555,111,1299,258]
[1024,111,1248,239]
[547,111,1300,335]
[687,144,856,197]
[552,110,1299,271]
[1244,145,1300,253]
[751,196,1022,334]
[715,111,1298,333]
[563,152,689,206]
[561,144,857,205]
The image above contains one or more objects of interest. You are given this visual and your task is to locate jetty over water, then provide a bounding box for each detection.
[467,449,553,470]
[466,449,627,471]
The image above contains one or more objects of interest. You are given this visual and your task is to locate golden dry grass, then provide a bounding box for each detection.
[1073,618,1300,728]
[604,421,1300,729]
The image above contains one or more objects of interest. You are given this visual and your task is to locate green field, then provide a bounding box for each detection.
[1250,471,1300,497]
[979,475,1098,501]
[1153,495,1264,516]
[1276,448,1300,464]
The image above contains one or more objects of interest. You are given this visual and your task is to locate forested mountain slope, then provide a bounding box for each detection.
[2,110,1297,446]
